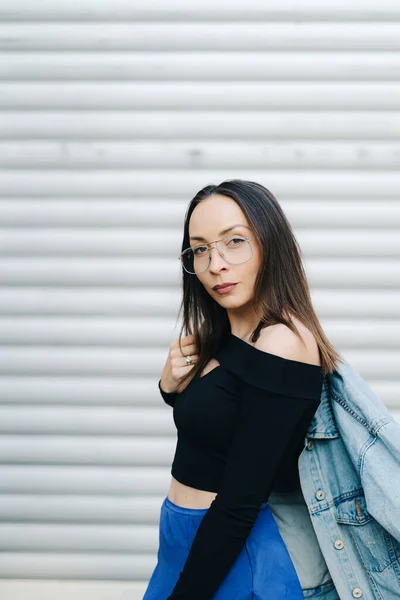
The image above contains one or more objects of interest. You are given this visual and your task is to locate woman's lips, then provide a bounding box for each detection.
[213,283,237,295]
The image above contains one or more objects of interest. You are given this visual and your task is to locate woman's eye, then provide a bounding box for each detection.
[193,246,208,255]
[228,237,245,246]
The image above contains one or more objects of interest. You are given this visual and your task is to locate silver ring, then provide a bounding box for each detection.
[185,355,192,365]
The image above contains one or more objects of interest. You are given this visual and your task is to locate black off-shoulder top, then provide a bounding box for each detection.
[157,331,324,600]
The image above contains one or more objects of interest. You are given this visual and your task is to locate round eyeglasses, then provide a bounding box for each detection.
[178,236,255,275]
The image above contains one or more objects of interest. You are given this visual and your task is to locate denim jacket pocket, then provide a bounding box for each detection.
[335,491,400,573]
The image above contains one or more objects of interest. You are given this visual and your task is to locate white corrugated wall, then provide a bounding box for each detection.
[0,1,399,597]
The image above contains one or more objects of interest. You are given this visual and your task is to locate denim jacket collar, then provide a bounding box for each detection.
[306,375,341,439]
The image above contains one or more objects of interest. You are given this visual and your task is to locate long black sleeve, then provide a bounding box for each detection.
[165,380,320,600]
[158,378,179,408]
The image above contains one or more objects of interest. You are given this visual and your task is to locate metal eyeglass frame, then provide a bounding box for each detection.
[178,236,256,274]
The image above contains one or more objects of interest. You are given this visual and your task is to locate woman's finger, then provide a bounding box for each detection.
[179,343,198,356]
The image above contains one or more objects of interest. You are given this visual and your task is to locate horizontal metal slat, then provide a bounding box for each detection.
[0,436,175,465]
[1,23,400,51]
[1,51,400,81]
[0,317,180,344]
[0,551,154,580]
[0,377,164,406]
[0,199,184,226]
[0,228,181,256]
[0,407,173,435]
[0,580,147,598]
[0,465,170,493]
[0,346,175,376]
[1,0,400,22]
[1,140,400,169]
[0,523,158,552]
[1,83,400,110]
[0,288,178,316]
[312,291,400,317]
[1,169,400,197]
[0,494,164,523]
[0,257,179,285]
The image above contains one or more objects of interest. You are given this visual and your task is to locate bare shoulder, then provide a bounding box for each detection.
[255,321,321,367]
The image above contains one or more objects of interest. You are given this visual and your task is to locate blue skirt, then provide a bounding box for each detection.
[143,495,304,600]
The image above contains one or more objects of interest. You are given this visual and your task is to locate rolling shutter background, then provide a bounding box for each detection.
[0,1,399,595]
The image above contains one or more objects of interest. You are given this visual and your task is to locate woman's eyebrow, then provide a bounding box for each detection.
[190,224,251,241]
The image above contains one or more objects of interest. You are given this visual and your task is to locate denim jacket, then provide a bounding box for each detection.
[276,357,400,599]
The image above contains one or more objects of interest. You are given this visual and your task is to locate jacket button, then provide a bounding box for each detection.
[315,490,325,500]
[306,440,314,450]
[352,588,363,597]
[334,539,344,549]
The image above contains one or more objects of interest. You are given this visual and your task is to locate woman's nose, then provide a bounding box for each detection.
[208,242,228,270]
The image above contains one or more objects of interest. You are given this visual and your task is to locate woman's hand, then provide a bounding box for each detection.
[159,334,199,393]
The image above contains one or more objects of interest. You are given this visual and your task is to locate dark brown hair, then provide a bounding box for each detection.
[174,178,343,392]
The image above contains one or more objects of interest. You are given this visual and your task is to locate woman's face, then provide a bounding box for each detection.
[188,194,262,310]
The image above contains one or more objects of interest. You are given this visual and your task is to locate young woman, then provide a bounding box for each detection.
[142,179,342,600]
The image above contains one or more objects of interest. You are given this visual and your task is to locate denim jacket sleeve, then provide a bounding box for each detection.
[330,360,400,545]
[359,419,400,543]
